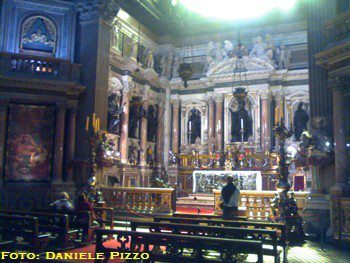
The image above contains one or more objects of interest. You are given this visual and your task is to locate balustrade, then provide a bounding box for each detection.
[101,187,175,214]
[214,190,309,221]
[0,52,81,82]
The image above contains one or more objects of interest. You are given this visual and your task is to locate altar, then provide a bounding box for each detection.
[192,170,262,193]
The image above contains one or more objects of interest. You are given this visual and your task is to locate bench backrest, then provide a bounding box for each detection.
[173,212,247,221]
[154,216,286,246]
[0,210,70,233]
[0,213,40,238]
[95,229,263,263]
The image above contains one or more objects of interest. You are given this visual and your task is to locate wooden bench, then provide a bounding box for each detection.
[173,212,247,221]
[154,216,287,263]
[0,214,50,253]
[95,229,264,263]
[36,209,99,243]
[130,220,280,263]
[0,210,78,248]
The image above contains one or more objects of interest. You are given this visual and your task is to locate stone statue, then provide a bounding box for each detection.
[230,100,252,142]
[276,45,291,69]
[111,19,122,49]
[249,36,268,60]
[168,151,177,166]
[146,146,154,166]
[188,108,201,144]
[128,104,144,139]
[147,106,157,142]
[128,148,137,165]
[107,94,123,134]
[214,42,226,63]
[172,54,180,78]
[293,102,309,141]
[144,48,154,69]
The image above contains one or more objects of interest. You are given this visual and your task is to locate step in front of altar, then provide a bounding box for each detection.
[176,194,215,210]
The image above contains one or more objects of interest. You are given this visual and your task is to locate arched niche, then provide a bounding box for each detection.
[227,95,255,142]
[20,15,57,56]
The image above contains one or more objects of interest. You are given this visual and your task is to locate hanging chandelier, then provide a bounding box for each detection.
[178,62,193,88]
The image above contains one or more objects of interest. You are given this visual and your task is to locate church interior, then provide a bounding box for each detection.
[0,0,350,262]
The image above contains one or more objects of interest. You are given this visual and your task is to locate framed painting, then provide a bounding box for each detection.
[4,104,55,182]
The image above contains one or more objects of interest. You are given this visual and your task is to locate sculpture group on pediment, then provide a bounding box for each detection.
[204,35,291,76]
[144,48,154,69]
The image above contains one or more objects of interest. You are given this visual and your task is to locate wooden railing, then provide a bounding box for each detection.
[0,52,81,82]
[100,187,175,214]
[323,9,350,47]
[213,190,309,220]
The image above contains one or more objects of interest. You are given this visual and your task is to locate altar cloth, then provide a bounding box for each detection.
[192,170,262,193]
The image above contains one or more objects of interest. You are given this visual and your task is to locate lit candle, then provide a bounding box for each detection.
[97,118,100,131]
[86,116,89,131]
[241,118,243,129]
[93,113,96,128]
[189,121,192,131]
[218,120,221,130]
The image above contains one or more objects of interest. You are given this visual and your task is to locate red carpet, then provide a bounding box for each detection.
[175,207,214,214]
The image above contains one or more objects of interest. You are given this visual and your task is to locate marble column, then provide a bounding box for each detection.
[172,100,180,154]
[0,100,9,186]
[329,79,350,196]
[156,101,165,167]
[140,87,149,166]
[75,1,120,160]
[208,97,215,153]
[52,103,67,184]
[163,84,171,170]
[307,0,337,138]
[120,75,131,164]
[261,93,270,151]
[65,105,78,183]
[215,95,224,152]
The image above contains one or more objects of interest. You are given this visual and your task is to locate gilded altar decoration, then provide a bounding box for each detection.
[21,16,56,54]
[5,104,55,182]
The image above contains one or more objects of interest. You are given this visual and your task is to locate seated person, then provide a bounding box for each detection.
[49,192,74,212]
[220,176,240,219]
[75,194,99,241]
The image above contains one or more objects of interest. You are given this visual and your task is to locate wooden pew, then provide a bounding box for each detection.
[173,212,247,221]
[154,216,287,263]
[35,209,99,243]
[130,220,280,263]
[95,229,264,263]
[0,210,78,248]
[93,207,114,229]
[0,214,50,253]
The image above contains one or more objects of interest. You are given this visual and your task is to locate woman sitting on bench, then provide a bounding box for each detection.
[76,194,99,241]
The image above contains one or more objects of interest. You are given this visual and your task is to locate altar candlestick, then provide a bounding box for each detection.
[93,113,96,128]
[241,118,243,129]
[86,116,89,131]
[275,107,279,125]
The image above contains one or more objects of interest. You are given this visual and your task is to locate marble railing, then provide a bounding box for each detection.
[100,187,176,214]
[323,9,350,47]
[213,190,309,221]
[331,197,350,242]
[0,52,81,82]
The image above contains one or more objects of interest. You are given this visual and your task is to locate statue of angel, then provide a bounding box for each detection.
[223,40,234,59]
